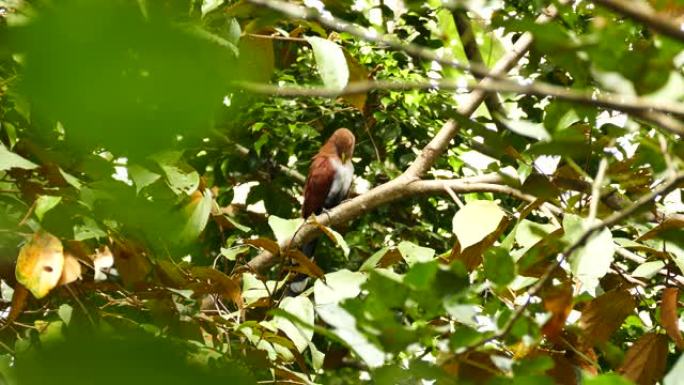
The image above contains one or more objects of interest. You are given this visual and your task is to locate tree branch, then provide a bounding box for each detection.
[243,2,560,272]
[591,0,684,43]
[240,79,684,135]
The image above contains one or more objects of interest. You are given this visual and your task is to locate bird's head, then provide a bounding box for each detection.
[329,128,355,163]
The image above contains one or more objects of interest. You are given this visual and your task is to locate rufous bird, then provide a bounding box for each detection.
[288,128,355,294]
[300,128,355,257]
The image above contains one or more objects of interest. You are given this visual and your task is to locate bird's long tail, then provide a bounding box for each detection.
[287,239,319,295]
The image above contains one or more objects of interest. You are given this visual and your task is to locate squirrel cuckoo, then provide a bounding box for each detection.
[301,128,355,257]
[289,128,355,294]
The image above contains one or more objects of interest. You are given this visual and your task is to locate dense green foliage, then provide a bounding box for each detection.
[0,0,684,384]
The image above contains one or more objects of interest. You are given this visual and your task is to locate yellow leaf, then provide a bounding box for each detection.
[452,200,505,250]
[16,231,65,298]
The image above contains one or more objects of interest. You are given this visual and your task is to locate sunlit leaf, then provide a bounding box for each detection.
[15,231,64,299]
[268,216,304,245]
[452,200,505,249]
[0,144,37,171]
[275,296,314,353]
[57,253,81,286]
[34,195,62,222]
[305,36,349,91]
[570,226,615,293]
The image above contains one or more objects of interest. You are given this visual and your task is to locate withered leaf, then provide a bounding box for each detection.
[286,249,325,280]
[580,289,636,345]
[661,287,684,349]
[618,333,668,385]
[243,238,280,255]
[191,267,243,309]
[541,284,573,340]
[57,252,82,286]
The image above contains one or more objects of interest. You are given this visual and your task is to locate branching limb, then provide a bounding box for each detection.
[591,0,684,43]
[240,79,684,135]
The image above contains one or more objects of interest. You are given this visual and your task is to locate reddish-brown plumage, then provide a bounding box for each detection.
[302,128,355,219]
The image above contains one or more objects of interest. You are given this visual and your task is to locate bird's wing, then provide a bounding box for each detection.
[302,155,336,218]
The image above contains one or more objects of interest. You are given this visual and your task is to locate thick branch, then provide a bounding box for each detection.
[243,3,559,272]
[592,0,684,43]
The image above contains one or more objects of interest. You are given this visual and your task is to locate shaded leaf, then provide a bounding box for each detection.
[34,195,62,222]
[243,238,280,255]
[580,289,636,345]
[618,333,668,385]
[541,284,573,340]
[483,247,516,286]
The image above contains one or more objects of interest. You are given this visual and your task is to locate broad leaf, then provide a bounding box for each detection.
[452,200,505,249]
[305,36,349,91]
[15,231,65,299]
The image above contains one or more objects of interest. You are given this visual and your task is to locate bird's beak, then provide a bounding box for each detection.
[341,153,347,163]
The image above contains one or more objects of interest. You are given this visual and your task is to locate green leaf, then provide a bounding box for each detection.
[220,246,249,261]
[274,296,314,353]
[305,36,349,91]
[397,241,435,266]
[585,373,637,385]
[201,0,223,16]
[631,260,666,279]
[179,189,213,243]
[570,226,615,293]
[267,216,303,245]
[324,227,350,258]
[452,200,505,249]
[34,195,62,221]
[153,152,200,196]
[59,169,82,189]
[484,247,516,286]
[665,350,684,385]
[314,269,366,305]
[0,144,37,171]
[128,164,161,193]
[57,304,73,325]
[501,117,551,141]
[73,217,107,241]
[359,246,389,272]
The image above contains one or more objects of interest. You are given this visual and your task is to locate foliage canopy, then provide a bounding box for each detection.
[1,0,684,384]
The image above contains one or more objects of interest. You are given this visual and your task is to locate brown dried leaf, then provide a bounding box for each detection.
[15,231,64,298]
[618,333,668,385]
[191,267,243,309]
[110,241,152,289]
[286,249,325,280]
[6,283,29,324]
[341,50,368,111]
[541,284,573,340]
[57,252,82,286]
[243,238,280,255]
[661,287,684,349]
[579,289,636,345]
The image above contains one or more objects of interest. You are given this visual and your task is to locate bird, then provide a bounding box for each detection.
[289,128,355,293]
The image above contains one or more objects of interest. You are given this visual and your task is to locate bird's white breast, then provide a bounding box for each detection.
[327,157,354,204]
